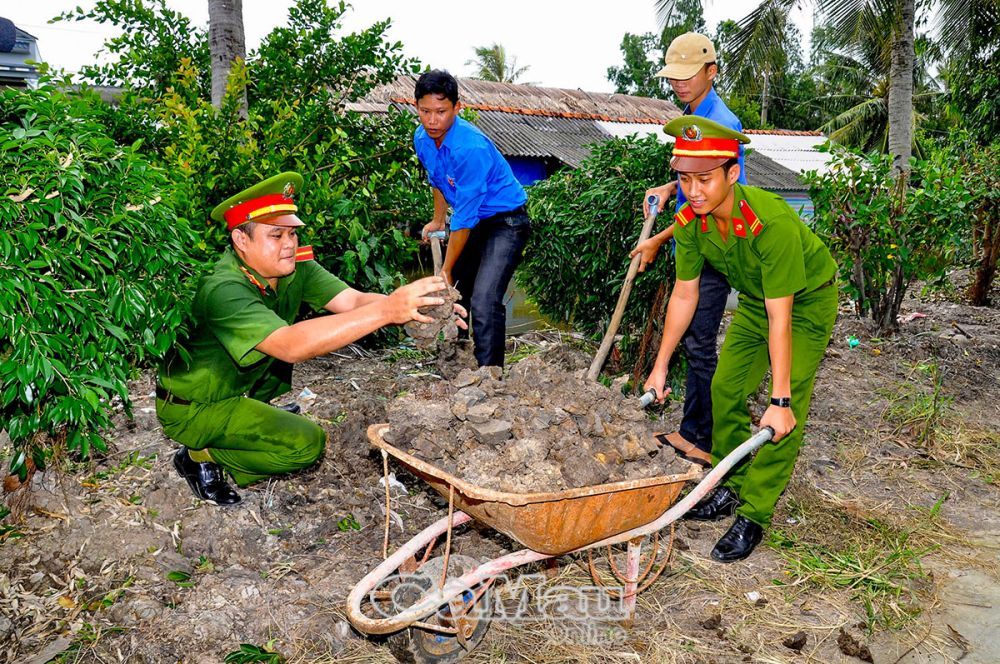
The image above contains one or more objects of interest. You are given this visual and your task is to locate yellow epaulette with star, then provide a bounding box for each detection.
[674,203,696,227]
[734,200,763,238]
[239,266,268,293]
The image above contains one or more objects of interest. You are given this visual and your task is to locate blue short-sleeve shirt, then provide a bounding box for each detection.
[414,117,527,231]
[676,87,747,211]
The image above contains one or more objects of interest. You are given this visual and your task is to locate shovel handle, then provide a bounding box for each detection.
[585,193,662,382]
[646,193,660,218]
[638,388,657,408]
[427,231,446,275]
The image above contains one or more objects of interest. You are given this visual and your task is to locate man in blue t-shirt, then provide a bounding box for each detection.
[630,33,747,467]
[414,69,531,367]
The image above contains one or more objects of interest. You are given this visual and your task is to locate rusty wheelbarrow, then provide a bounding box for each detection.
[346,423,773,662]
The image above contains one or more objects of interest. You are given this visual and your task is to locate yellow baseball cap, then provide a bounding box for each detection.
[655,32,717,80]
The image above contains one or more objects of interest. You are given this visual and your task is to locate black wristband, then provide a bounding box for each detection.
[770,397,791,408]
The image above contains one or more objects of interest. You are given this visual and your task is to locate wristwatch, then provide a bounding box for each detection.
[770,397,791,408]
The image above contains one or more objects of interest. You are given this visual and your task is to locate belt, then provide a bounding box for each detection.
[156,385,192,406]
[492,205,527,218]
[815,277,835,291]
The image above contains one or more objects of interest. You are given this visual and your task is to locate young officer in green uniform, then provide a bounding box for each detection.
[158,172,459,506]
[644,117,838,562]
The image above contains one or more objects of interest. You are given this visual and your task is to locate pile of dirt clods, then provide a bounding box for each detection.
[383,352,693,493]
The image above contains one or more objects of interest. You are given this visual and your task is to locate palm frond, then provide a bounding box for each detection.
[936,0,1000,58]
[654,0,681,29]
[727,0,800,89]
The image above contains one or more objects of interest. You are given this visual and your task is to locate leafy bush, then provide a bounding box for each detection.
[520,135,676,369]
[805,146,969,332]
[0,85,200,469]
[62,0,431,294]
[951,140,1000,306]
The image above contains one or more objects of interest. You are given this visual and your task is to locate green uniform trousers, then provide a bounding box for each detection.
[156,364,326,487]
[709,285,838,527]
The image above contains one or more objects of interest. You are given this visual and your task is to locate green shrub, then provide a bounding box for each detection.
[805,146,969,332]
[62,0,430,295]
[0,85,200,468]
[520,135,675,355]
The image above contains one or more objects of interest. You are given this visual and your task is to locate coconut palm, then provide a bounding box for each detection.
[466,43,532,84]
[208,0,246,114]
[811,13,940,155]
[654,0,998,173]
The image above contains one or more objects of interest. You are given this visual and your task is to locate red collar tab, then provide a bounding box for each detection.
[295,245,314,262]
[673,135,740,159]
[674,204,696,227]
[224,193,298,231]
[737,200,763,237]
[239,266,269,294]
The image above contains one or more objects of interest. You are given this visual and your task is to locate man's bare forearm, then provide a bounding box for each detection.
[764,296,793,398]
[257,303,394,364]
[442,228,471,278]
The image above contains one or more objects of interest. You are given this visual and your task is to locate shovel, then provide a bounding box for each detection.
[586,194,660,381]
[426,230,447,276]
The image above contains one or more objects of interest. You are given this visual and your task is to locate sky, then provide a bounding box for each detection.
[8,1,813,93]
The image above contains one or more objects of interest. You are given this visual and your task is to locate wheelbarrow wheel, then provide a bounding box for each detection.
[387,554,493,664]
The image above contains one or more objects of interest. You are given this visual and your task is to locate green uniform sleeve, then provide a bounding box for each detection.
[755,216,807,298]
[199,280,287,367]
[297,260,349,311]
[674,224,705,282]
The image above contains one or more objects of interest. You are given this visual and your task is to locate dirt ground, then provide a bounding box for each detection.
[1,272,998,664]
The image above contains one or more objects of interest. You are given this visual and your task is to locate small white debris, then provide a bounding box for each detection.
[745,591,762,603]
[378,473,407,494]
[298,387,317,401]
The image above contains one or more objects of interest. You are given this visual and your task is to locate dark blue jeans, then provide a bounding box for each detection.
[452,210,531,367]
[679,262,730,453]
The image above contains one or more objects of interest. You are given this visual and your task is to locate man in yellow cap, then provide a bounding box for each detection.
[644,117,838,561]
[630,32,747,468]
[157,172,460,505]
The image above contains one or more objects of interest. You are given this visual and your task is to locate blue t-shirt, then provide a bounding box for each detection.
[675,87,747,210]
[414,117,527,231]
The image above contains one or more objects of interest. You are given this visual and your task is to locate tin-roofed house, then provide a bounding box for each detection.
[0,17,40,88]
[350,76,829,217]
[349,76,684,187]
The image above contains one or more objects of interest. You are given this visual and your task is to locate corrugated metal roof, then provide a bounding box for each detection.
[352,75,682,123]
[367,77,816,186]
[474,111,612,167]
[744,129,823,136]
[743,134,833,174]
[744,150,806,192]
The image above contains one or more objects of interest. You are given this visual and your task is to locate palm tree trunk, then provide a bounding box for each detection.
[208,0,246,115]
[886,0,915,173]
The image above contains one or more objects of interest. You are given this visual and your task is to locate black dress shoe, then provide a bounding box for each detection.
[711,516,764,562]
[275,402,301,415]
[172,449,241,506]
[686,487,740,521]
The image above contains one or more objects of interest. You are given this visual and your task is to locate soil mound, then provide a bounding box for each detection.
[383,352,692,492]
[403,285,461,348]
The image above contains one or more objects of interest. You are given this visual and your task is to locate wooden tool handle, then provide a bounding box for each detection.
[586,194,660,381]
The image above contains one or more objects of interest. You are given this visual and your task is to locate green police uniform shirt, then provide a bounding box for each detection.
[674,183,836,300]
[159,249,348,402]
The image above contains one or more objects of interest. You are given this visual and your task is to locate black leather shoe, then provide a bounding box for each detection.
[711,516,764,562]
[172,449,241,506]
[686,487,740,521]
[275,402,301,415]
